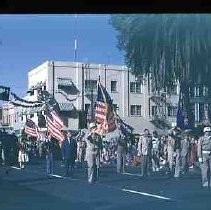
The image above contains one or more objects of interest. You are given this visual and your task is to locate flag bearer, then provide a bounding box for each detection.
[86,122,102,184]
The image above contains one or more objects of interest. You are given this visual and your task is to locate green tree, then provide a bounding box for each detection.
[110,14,211,127]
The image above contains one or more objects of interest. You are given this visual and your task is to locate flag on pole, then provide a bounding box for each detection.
[116,114,133,136]
[46,107,64,144]
[176,82,191,130]
[24,118,40,139]
[95,81,116,134]
[176,89,184,130]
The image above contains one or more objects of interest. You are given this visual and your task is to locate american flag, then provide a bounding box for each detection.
[24,118,40,139]
[95,81,116,134]
[46,107,64,143]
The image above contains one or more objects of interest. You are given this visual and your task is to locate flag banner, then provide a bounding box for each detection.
[95,81,116,134]
[116,114,134,135]
[46,107,64,143]
[24,118,40,139]
[176,81,192,130]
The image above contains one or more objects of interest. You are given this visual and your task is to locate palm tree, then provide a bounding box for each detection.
[110,14,211,127]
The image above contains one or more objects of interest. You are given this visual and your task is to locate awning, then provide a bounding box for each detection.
[57,78,73,87]
[58,103,75,111]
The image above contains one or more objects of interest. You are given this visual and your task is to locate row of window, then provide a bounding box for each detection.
[85,104,178,117]
[151,106,178,117]
[190,86,209,97]
[84,80,144,94]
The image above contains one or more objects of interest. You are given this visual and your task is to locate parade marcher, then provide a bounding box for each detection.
[173,127,181,178]
[197,126,211,187]
[61,130,77,177]
[166,131,176,175]
[43,133,54,177]
[116,131,127,174]
[180,130,191,175]
[85,122,102,184]
[76,131,87,168]
[138,129,152,177]
[18,141,29,169]
[151,130,161,172]
[189,136,198,168]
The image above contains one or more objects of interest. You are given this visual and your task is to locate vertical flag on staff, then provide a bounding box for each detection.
[24,118,41,139]
[176,81,191,130]
[95,81,117,134]
[116,114,133,136]
[46,106,64,144]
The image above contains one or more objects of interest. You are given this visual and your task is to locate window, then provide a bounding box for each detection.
[30,90,34,96]
[113,104,118,112]
[167,106,177,117]
[130,82,143,94]
[151,106,158,116]
[30,114,34,118]
[167,85,178,95]
[130,105,142,116]
[203,86,209,97]
[194,85,204,97]
[111,81,117,92]
[85,80,97,92]
[85,104,91,113]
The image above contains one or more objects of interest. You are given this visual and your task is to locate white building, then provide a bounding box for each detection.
[19,60,181,133]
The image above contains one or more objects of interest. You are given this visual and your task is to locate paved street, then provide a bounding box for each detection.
[1,161,211,210]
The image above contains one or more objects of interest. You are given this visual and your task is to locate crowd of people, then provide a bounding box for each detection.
[0,123,211,187]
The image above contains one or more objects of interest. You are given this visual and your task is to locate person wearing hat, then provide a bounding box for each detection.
[198,126,211,187]
[85,122,102,184]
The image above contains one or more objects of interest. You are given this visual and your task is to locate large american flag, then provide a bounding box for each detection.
[24,118,40,139]
[46,107,64,143]
[95,81,116,134]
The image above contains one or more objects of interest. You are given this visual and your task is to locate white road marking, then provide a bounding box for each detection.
[122,172,143,177]
[49,174,78,181]
[10,166,78,181]
[10,166,174,201]
[11,166,21,170]
[122,189,172,200]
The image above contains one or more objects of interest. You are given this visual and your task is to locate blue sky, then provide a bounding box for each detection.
[0,15,124,97]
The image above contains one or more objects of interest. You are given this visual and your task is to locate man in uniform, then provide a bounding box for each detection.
[198,126,211,187]
[116,130,127,174]
[86,122,102,184]
[138,129,152,177]
[180,130,191,175]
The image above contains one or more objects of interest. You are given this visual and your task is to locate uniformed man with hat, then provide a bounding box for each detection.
[85,122,102,184]
[198,126,211,187]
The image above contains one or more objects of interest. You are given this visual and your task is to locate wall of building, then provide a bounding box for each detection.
[5,60,193,134]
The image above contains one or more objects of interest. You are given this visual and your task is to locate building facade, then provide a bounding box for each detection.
[3,60,211,134]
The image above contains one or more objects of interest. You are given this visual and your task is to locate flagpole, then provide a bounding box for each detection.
[74,14,78,62]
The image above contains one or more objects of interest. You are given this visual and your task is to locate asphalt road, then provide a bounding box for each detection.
[0,161,211,210]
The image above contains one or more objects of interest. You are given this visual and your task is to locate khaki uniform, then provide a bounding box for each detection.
[198,135,211,187]
[86,132,102,184]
